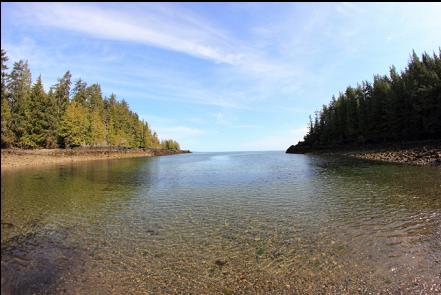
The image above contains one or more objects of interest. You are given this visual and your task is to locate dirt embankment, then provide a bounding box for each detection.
[1,147,191,170]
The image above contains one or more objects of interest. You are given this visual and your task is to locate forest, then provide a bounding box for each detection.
[297,50,441,148]
[1,49,180,150]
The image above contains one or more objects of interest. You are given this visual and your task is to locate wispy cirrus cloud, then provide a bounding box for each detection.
[7,2,307,111]
[13,2,289,76]
[16,3,238,65]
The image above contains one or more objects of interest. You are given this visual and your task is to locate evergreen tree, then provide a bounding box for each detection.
[1,49,181,150]
[161,139,180,150]
[1,50,14,147]
[298,49,441,148]
[59,101,90,147]
[21,76,57,147]
[8,60,32,146]
[87,84,104,111]
[72,79,88,105]
[52,71,72,126]
[89,109,106,146]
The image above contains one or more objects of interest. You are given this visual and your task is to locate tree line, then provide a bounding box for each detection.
[299,49,441,148]
[1,49,180,150]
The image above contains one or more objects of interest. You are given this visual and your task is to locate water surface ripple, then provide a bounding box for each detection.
[1,152,440,294]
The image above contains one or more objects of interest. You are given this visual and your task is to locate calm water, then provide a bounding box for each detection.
[1,152,440,294]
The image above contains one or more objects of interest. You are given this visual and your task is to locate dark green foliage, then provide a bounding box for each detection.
[1,49,14,147]
[300,50,441,147]
[21,76,58,148]
[8,59,32,146]
[161,139,180,150]
[52,71,71,126]
[0,50,181,150]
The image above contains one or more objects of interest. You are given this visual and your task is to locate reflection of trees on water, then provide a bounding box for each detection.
[304,154,441,211]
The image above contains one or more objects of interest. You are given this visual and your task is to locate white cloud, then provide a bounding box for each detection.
[2,38,47,68]
[5,3,318,112]
[15,2,286,76]
[8,2,308,111]
[20,3,237,65]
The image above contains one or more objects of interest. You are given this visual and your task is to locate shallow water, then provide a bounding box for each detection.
[1,151,440,294]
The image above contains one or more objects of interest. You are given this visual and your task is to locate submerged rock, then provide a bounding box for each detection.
[215,259,227,267]
[145,229,159,236]
[352,145,441,166]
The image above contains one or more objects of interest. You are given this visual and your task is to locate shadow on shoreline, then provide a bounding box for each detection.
[1,228,82,295]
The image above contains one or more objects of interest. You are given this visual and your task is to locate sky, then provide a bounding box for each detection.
[1,3,440,151]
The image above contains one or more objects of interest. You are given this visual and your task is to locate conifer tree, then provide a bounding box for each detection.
[52,71,72,126]
[1,50,14,147]
[59,101,90,147]
[8,60,32,146]
[89,109,106,146]
[300,49,441,148]
[22,76,57,147]
[1,49,181,150]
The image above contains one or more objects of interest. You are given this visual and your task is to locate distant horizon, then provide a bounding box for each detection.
[184,150,285,153]
[2,2,440,151]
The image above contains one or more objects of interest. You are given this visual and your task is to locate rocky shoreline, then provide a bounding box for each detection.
[1,147,191,170]
[349,145,441,166]
[287,141,441,166]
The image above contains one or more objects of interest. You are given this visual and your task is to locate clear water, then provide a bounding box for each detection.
[1,152,440,294]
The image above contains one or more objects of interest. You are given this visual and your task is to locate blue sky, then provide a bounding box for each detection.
[2,3,440,151]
